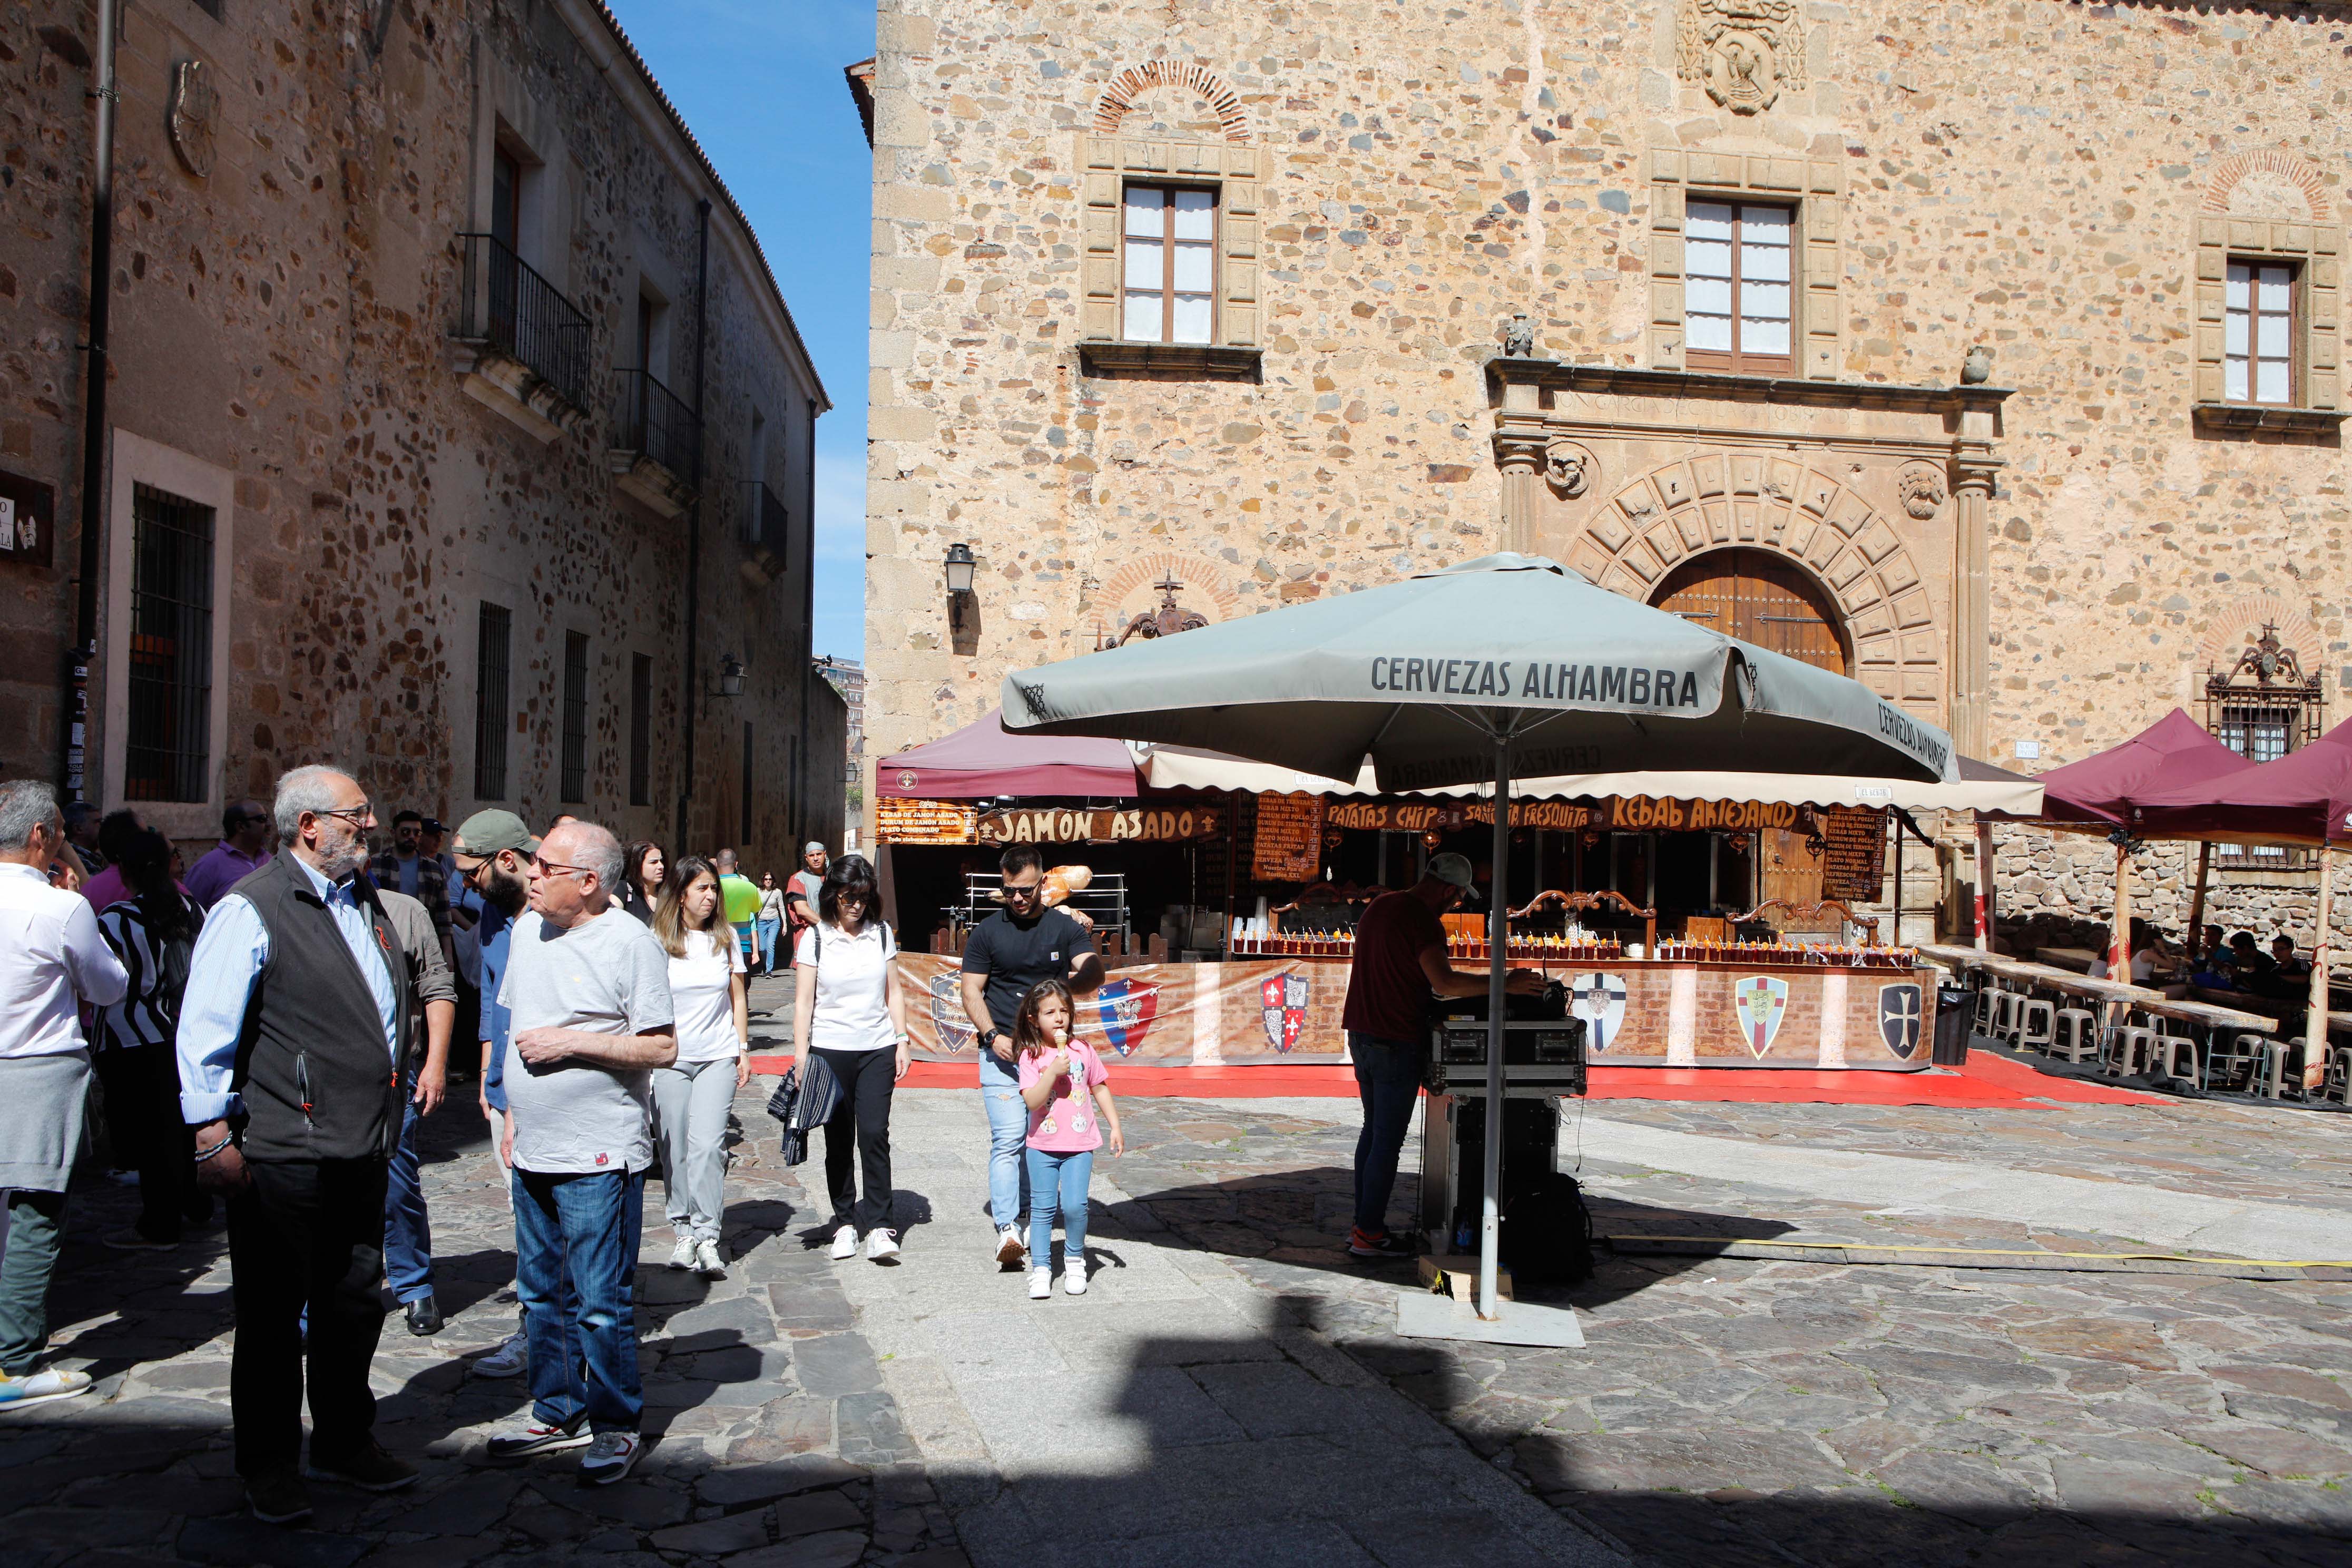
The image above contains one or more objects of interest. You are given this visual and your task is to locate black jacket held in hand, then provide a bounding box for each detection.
[229,851,410,1163]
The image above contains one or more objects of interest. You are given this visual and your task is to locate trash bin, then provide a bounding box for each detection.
[1931,983,1973,1065]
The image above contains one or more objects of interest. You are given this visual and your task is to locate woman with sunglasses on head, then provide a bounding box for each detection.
[648,855,749,1278]
[791,855,910,1263]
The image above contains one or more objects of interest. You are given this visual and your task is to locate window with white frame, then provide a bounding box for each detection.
[1122,184,1217,345]
[2225,259,2297,405]
[1684,200,1795,375]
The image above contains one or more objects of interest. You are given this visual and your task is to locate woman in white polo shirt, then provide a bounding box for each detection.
[650,855,750,1278]
[791,854,909,1262]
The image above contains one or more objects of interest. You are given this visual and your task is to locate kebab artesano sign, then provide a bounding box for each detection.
[975,805,1225,845]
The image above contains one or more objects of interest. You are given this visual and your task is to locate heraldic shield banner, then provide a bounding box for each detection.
[897,953,1349,1065]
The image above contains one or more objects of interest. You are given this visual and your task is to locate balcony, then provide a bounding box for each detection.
[610,368,701,517]
[736,478,790,586]
[449,233,593,443]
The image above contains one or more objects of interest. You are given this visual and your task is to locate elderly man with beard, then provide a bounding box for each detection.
[176,766,416,1524]
[480,819,674,1486]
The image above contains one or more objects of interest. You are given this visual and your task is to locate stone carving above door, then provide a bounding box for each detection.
[1560,453,1944,716]
[1676,0,1807,116]
[1544,438,1596,498]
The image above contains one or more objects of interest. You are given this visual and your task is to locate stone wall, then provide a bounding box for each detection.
[863,0,2348,936]
[0,0,837,866]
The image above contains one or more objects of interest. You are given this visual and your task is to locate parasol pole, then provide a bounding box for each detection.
[2305,844,2335,1094]
[2185,840,2212,964]
[1973,817,1995,951]
[1478,728,1511,1321]
[2106,830,2134,1048]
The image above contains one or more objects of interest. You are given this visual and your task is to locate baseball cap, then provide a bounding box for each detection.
[1426,852,1477,895]
[450,809,540,863]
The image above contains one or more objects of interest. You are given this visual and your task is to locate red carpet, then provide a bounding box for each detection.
[748,1052,2167,1107]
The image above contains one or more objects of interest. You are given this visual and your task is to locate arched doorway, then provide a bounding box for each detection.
[1650,549,1851,911]
[1649,548,1851,674]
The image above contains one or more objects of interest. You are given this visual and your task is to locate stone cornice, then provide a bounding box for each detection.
[1485,357,2016,417]
[1078,340,1263,380]
[2191,402,2350,435]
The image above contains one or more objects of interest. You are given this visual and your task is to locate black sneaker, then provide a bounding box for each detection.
[577,1430,642,1486]
[1347,1226,1415,1259]
[246,1466,313,1524]
[305,1440,418,1492]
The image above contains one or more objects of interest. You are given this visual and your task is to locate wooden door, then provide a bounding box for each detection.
[1653,550,1849,913]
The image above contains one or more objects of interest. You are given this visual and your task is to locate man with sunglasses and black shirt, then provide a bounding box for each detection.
[958,844,1104,1269]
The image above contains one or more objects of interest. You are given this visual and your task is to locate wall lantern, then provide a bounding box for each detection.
[712,652,747,699]
[944,542,977,632]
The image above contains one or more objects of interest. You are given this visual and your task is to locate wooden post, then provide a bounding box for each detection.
[1973,817,1995,951]
[2185,839,2213,962]
[2109,839,2132,980]
[2305,843,2336,1093]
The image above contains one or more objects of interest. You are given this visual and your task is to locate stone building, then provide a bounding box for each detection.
[816,652,868,840]
[0,0,843,866]
[858,0,2352,939]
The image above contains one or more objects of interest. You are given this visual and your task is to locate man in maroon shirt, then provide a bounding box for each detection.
[1340,852,1541,1259]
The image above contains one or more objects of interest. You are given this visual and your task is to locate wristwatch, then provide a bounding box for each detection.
[978,1026,1002,1050]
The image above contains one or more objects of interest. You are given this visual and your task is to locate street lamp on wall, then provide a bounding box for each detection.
[944,542,977,634]
[710,652,747,699]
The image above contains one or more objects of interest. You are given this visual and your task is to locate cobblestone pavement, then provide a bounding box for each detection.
[6,1071,961,1568]
[1100,1093,2352,1568]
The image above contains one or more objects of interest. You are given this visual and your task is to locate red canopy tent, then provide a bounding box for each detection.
[876,706,1139,800]
[2132,718,2352,1094]
[1975,709,2259,963]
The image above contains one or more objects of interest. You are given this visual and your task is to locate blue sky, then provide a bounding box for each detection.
[609,0,874,663]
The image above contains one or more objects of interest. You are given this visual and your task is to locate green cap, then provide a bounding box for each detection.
[450,809,539,861]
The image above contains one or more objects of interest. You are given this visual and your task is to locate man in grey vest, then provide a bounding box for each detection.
[177,766,417,1524]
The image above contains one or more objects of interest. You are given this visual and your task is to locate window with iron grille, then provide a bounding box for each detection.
[630,653,652,806]
[2204,625,2325,870]
[1122,184,1217,346]
[124,484,216,803]
[474,603,511,800]
[561,631,589,803]
[1683,200,1796,376]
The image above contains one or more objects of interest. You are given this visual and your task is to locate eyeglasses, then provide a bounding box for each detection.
[533,859,591,882]
[312,805,374,827]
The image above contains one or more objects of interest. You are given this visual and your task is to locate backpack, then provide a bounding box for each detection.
[1501,1168,1595,1285]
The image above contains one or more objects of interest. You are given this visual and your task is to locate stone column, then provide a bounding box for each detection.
[1947,452,2000,759]
[1493,429,1548,555]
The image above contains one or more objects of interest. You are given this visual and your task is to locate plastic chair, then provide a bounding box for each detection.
[2052,1008,2100,1064]
[2209,1033,2269,1095]
[1973,984,2001,1037]
[2248,1038,2311,1101]
[2151,1035,2201,1092]
[2324,1046,2352,1105]
[2016,998,2056,1054]
[1990,989,2025,1046]
[2102,1025,2157,1079]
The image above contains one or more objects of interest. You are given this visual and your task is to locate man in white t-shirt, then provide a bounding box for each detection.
[478,820,674,1487]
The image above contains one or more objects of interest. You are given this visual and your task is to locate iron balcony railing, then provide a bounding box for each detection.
[613,367,702,487]
[453,232,592,412]
[741,478,789,554]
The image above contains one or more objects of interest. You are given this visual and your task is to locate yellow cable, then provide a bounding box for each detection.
[1606,1235,2352,1269]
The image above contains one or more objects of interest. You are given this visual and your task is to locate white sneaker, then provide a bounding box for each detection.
[1064,1256,1088,1295]
[471,1329,527,1379]
[830,1226,860,1261]
[1027,1266,1053,1300]
[865,1228,900,1263]
[994,1226,1027,1267]
[694,1239,728,1279]
[668,1236,697,1271]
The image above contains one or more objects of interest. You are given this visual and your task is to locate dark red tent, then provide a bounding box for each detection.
[2013,707,2258,829]
[876,707,1138,800]
[2131,716,2352,846]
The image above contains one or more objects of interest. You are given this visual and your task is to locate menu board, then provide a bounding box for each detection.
[877,797,979,846]
[1251,792,1326,882]
[1817,806,1887,901]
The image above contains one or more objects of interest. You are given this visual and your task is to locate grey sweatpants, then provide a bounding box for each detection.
[651,1057,736,1241]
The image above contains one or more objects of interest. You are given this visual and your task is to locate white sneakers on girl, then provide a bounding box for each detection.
[694,1239,728,1279]
[865,1229,901,1263]
[830,1226,860,1261]
[1064,1257,1088,1295]
[667,1236,696,1271]
[1027,1266,1053,1300]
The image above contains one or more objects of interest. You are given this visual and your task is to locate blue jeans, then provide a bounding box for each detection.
[756,917,780,973]
[1349,1033,1424,1236]
[513,1166,644,1433]
[979,1052,1030,1230]
[383,1091,433,1303]
[1025,1146,1094,1267]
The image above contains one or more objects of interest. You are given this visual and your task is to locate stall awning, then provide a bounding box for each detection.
[2131,716,2352,846]
[1133,744,2042,815]
[877,707,1139,800]
[1992,707,2255,828]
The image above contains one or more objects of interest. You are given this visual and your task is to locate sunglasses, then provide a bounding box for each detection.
[533,859,592,882]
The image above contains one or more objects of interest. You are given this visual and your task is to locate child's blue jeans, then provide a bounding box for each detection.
[1024,1146,1094,1267]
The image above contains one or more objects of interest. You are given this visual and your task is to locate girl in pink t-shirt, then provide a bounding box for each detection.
[1014,981,1123,1300]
